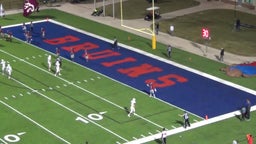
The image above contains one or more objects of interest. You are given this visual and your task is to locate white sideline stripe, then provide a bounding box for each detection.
[125,106,256,144]
[0,100,71,144]
[10,77,129,142]
[0,48,164,129]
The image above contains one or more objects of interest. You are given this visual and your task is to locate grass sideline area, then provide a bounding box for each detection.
[103,0,256,56]
[0,9,255,144]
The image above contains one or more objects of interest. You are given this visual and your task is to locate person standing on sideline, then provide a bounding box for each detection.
[241,106,246,121]
[155,22,159,35]
[161,128,167,144]
[128,98,136,117]
[113,37,118,50]
[180,111,190,128]
[41,27,46,39]
[47,55,52,71]
[147,82,157,98]
[30,21,34,32]
[167,45,172,58]
[245,99,251,120]
[220,48,224,61]
[1,59,6,75]
[5,63,12,79]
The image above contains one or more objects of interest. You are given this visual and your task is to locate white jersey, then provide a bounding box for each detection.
[128,98,136,117]
[47,55,52,70]
[6,64,12,73]
[48,55,51,64]
[6,64,12,79]
[56,61,60,71]
[1,59,6,71]
[55,60,61,76]
[130,98,136,111]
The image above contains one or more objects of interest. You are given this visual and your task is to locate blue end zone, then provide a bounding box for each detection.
[4,20,256,118]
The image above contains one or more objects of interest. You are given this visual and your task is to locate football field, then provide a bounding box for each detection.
[1,10,256,144]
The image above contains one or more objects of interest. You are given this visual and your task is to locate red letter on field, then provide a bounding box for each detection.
[145,74,188,88]
[89,50,121,60]
[118,63,162,78]
[62,42,99,53]
[44,35,80,45]
[101,57,136,67]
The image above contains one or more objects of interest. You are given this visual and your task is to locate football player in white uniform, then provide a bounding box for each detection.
[128,98,136,117]
[47,55,51,71]
[1,59,6,75]
[5,63,12,79]
[55,60,61,76]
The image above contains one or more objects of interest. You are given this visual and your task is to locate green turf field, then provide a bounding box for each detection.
[0,8,255,144]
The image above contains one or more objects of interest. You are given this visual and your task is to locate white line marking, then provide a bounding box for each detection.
[171,125,176,129]
[0,100,71,144]
[0,49,164,129]
[83,80,87,82]
[99,111,107,115]
[17,132,26,136]
[19,93,23,96]
[12,95,16,98]
[32,90,38,93]
[4,97,8,100]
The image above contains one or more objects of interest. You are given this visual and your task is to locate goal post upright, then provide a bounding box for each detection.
[120,0,123,26]
[152,0,156,50]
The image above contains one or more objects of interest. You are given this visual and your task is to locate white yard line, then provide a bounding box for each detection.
[0,100,71,144]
